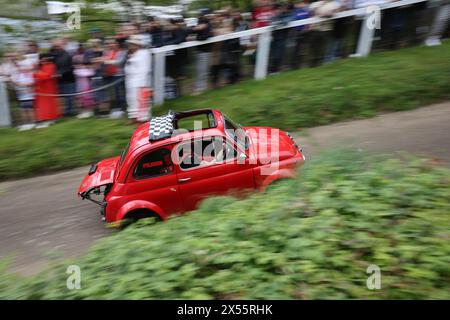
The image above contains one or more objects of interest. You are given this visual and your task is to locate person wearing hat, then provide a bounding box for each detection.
[89,28,105,45]
[124,34,151,122]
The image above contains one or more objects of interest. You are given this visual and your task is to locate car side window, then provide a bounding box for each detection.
[177,137,237,171]
[133,148,174,180]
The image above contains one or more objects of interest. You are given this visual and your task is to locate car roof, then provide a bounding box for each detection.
[128,109,225,154]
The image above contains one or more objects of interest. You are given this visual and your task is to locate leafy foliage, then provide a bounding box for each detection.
[1,151,449,299]
[188,0,255,11]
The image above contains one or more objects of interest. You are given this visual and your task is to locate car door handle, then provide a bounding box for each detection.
[178,177,191,183]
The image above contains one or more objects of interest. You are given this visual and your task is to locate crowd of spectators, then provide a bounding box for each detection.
[0,0,448,131]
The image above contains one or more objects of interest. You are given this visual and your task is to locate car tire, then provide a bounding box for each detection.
[121,209,161,229]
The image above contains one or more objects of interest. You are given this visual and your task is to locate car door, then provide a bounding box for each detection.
[175,136,255,212]
[125,145,183,216]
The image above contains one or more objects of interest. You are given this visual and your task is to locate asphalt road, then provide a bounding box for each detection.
[1,101,449,275]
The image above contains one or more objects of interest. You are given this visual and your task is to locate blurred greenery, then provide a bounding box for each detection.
[0,150,449,299]
[80,0,255,11]
[0,42,449,180]
[187,0,255,11]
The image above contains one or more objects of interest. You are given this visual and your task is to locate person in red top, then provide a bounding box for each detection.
[34,54,61,128]
[252,0,276,28]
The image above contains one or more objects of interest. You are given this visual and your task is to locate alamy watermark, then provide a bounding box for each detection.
[66,3,81,30]
[366,264,381,290]
[66,265,81,290]
[366,5,381,30]
[65,264,381,291]
[47,2,81,30]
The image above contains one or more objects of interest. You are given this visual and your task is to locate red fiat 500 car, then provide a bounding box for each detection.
[78,109,305,224]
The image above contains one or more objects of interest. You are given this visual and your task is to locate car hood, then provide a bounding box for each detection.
[78,156,120,195]
[244,126,299,162]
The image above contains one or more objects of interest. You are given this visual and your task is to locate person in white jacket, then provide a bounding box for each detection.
[125,35,152,122]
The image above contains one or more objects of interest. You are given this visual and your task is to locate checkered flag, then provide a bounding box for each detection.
[149,110,175,141]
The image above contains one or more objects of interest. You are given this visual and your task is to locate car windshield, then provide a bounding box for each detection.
[119,142,130,166]
[223,114,249,150]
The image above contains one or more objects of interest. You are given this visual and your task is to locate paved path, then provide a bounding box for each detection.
[1,101,449,275]
[294,101,450,165]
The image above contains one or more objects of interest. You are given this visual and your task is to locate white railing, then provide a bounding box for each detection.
[151,0,428,105]
[0,81,12,127]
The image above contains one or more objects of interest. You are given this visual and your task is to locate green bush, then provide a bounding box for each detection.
[1,151,449,299]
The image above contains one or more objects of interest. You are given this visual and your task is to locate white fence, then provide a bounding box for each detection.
[0,81,12,127]
[151,0,429,105]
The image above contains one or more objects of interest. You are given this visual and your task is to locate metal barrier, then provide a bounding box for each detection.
[0,81,12,127]
[151,0,428,105]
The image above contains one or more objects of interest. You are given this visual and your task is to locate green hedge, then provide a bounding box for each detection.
[1,151,449,299]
